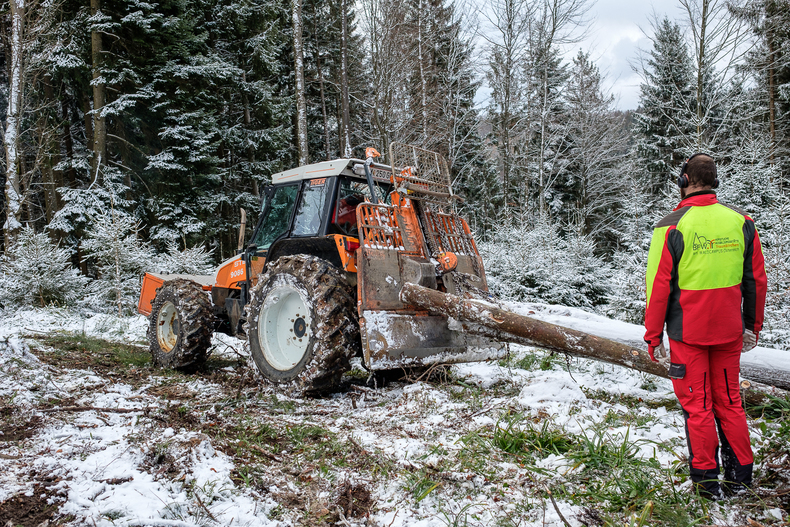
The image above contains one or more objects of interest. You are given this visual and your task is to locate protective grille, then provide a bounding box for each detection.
[422,210,478,257]
[389,142,452,202]
[357,204,406,251]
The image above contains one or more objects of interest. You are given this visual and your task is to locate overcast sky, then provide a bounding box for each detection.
[474,1,683,111]
[579,0,685,110]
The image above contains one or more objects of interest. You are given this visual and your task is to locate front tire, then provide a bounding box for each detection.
[246,255,360,396]
[148,279,214,370]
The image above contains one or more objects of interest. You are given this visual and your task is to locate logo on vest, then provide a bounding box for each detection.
[692,233,740,254]
[693,233,714,250]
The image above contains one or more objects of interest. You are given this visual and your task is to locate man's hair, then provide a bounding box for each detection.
[686,154,717,187]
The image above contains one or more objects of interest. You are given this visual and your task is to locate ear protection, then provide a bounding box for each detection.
[678,153,719,189]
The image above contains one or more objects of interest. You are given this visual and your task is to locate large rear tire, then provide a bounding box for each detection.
[148,279,214,370]
[245,255,360,396]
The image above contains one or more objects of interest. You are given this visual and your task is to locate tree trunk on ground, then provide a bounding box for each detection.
[400,282,790,392]
[293,0,309,165]
[340,0,352,158]
[90,0,106,181]
[4,0,26,247]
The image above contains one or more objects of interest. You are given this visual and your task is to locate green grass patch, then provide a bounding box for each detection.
[581,387,679,411]
[403,468,440,504]
[501,350,563,371]
[35,333,150,369]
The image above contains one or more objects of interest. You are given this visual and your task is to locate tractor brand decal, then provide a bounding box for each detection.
[311,178,326,187]
[692,233,740,254]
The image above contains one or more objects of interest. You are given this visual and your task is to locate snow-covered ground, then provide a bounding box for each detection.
[0,306,788,526]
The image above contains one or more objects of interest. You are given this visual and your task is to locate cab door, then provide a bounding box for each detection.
[246,183,300,286]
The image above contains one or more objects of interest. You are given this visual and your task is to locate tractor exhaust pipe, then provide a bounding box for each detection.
[237,208,247,251]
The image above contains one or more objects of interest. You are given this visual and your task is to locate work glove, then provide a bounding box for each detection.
[648,342,669,365]
[742,330,758,353]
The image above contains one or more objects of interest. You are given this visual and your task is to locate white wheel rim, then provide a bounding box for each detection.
[157,301,179,352]
[259,283,312,371]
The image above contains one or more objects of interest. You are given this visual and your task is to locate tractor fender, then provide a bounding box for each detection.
[265,237,343,271]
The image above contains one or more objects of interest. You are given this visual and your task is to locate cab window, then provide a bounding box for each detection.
[333,178,392,235]
[252,185,298,249]
[293,179,330,236]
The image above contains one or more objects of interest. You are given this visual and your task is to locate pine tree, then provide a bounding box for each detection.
[484,0,530,216]
[82,206,154,316]
[718,131,790,347]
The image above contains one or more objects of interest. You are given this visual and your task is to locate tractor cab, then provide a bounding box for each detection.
[208,158,393,335]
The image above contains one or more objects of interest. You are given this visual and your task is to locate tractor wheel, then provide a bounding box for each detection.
[148,279,215,370]
[245,254,360,396]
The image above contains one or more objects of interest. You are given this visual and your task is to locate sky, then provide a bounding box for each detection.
[579,0,683,110]
[474,0,682,111]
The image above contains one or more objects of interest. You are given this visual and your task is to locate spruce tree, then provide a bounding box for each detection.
[633,18,696,196]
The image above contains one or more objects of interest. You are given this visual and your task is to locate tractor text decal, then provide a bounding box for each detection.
[230,259,245,280]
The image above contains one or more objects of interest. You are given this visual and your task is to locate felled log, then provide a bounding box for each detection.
[400,282,790,393]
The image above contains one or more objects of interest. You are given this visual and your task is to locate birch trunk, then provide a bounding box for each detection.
[4,0,26,247]
[293,0,309,165]
[90,0,106,180]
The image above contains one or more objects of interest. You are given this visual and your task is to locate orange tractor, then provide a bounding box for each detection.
[138,144,506,394]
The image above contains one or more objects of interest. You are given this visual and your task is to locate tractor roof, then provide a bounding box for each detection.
[271,159,393,184]
[271,159,357,184]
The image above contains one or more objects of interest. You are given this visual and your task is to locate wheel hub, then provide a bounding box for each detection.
[293,317,306,338]
[157,301,179,352]
[259,284,312,371]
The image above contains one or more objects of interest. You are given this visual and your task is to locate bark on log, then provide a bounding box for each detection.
[400,283,790,393]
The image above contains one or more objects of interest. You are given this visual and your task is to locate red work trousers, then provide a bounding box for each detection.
[668,338,753,489]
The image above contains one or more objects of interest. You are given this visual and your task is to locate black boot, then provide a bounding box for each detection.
[691,470,723,501]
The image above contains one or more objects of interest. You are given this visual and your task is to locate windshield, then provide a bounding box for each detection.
[252,185,298,249]
[340,177,392,206]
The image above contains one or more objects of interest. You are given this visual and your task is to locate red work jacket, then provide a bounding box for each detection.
[644,191,767,347]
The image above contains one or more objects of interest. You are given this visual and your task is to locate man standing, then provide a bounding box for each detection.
[644,153,767,499]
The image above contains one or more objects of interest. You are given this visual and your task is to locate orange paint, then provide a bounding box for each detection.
[215,256,246,290]
[331,234,358,272]
[138,273,164,316]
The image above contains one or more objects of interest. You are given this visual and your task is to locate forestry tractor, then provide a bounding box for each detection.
[138,143,691,395]
[138,144,508,394]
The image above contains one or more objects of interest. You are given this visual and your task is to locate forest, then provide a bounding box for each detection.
[0,0,789,347]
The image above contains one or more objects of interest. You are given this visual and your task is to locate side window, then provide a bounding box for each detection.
[333,178,392,233]
[293,179,330,236]
[339,178,391,206]
[252,185,298,249]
